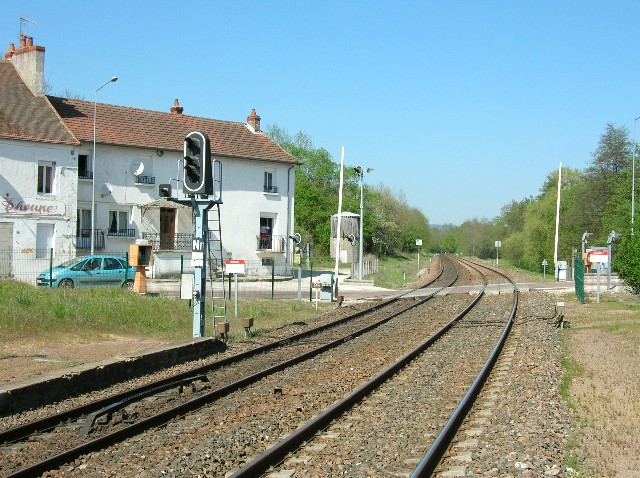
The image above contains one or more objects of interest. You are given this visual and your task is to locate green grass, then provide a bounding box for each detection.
[369,253,428,289]
[559,354,584,412]
[0,279,333,344]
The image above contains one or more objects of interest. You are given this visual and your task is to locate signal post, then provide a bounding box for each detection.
[161,131,222,337]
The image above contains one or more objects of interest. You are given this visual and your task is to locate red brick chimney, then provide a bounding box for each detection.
[7,35,45,96]
[4,42,15,59]
[170,99,183,115]
[247,108,261,132]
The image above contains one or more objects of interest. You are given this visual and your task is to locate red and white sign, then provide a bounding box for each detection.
[226,259,245,274]
[586,248,609,264]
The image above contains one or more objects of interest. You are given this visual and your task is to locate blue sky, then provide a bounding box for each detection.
[3,1,639,225]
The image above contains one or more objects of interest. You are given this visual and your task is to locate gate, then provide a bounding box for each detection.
[574,255,585,304]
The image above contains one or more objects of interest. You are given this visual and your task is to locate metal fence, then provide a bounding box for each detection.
[574,256,585,304]
[0,249,134,287]
[1,249,377,300]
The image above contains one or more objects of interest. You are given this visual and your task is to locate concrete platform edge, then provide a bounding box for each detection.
[0,338,223,416]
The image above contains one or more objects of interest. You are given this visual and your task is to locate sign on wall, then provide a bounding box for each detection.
[1,197,65,216]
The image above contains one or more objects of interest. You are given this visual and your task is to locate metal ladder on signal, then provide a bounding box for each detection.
[207,204,227,334]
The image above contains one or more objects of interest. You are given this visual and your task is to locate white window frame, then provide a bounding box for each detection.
[263,170,277,193]
[37,161,56,195]
[109,210,129,234]
[77,209,92,234]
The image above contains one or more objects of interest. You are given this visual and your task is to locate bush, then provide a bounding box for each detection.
[612,234,640,293]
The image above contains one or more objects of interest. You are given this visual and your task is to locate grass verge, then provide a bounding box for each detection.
[0,280,333,344]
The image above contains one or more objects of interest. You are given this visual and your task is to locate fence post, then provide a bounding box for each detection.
[574,255,585,304]
[124,252,129,283]
[271,260,275,300]
[309,261,313,302]
[48,248,53,288]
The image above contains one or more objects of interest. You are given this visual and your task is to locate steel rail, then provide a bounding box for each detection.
[4,257,457,478]
[227,257,487,478]
[0,257,450,445]
[410,257,518,477]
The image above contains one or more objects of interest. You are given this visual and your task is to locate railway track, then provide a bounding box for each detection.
[226,257,518,477]
[1,255,473,477]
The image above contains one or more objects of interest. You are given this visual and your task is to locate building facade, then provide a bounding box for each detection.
[0,35,300,282]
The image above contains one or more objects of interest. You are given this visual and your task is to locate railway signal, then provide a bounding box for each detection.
[183,131,213,195]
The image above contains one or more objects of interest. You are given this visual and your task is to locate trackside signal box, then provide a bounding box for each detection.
[129,243,153,266]
[129,243,153,293]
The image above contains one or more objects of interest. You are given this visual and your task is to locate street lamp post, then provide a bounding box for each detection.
[91,76,118,255]
[354,166,373,280]
[633,116,640,236]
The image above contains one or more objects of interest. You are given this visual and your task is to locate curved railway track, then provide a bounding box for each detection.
[1,255,473,478]
[224,256,518,477]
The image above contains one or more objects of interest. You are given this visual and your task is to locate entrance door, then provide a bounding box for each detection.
[160,208,176,250]
[0,222,13,277]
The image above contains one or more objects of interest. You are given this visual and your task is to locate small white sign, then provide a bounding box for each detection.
[495,241,502,248]
[191,251,203,267]
[180,273,194,300]
[416,239,422,246]
[226,259,245,274]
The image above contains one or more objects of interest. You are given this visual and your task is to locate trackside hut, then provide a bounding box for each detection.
[0,36,301,281]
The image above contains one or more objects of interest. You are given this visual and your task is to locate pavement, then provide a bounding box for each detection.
[144,267,584,302]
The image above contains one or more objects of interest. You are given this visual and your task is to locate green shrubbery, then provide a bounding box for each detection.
[613,234,640,293]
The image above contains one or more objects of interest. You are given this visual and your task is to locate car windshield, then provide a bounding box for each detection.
[55,258,83,269]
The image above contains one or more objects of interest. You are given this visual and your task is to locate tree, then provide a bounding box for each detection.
[265,125,430,257]
[456,218,494,258]
[587,123,632,177]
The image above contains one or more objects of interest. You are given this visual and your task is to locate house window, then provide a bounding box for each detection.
[78,154,92,179]
[264,171,277,193]
[109,210,129,234]
[77,209,92,249]
[77,209,91,235]
[37,161,55,195]
[36,223,54,258]
[262,257,273,267]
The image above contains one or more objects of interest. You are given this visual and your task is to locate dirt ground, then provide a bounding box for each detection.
[562,290,640,477]
[0,335,169,384]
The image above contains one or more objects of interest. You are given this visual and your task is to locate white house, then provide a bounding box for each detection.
[0,35,301,281]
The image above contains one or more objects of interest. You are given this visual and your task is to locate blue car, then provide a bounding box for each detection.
[36,255,137,290]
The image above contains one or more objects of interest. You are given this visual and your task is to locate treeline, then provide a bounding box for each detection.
[268,122,639,292]
[267,126,430,257]
[430,123,640,291]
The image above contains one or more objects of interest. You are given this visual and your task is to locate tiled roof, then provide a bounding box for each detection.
[0,61,78,145]
[47,97,300,164]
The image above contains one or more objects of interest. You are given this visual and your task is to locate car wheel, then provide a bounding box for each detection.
[58,279,74,289]
[123,280,134,291]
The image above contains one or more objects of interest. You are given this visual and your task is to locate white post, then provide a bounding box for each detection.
[554,162,562,266]
[234,273,238,319]
[91,76,118,255]
[633,118,639,235]
[334,146,345,297]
